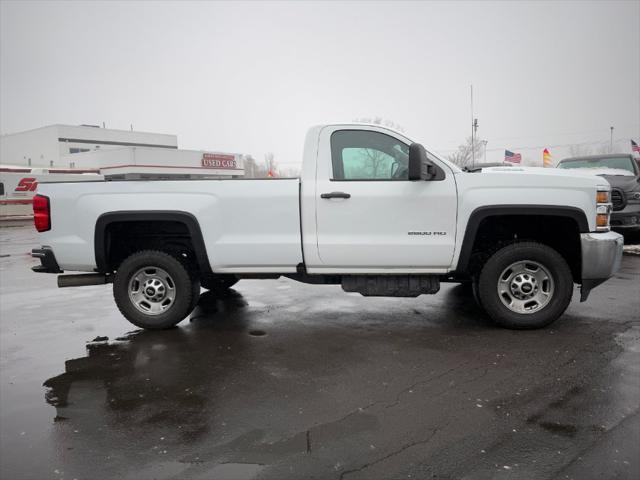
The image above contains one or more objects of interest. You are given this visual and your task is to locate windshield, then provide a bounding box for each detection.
[558,156,636,174]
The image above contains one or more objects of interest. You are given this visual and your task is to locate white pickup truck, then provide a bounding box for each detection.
[31,124,624,330]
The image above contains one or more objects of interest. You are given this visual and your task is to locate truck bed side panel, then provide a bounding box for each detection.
[38,179,303,273]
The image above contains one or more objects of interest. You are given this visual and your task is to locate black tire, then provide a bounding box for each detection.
[178,256,202,313]
[471,277,483,308]
[188,280,201,313]
[475,242,573,329]
[113,250,199,330]
[201,275,239,292]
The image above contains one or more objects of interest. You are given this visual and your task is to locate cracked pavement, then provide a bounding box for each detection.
[1,224,639,480]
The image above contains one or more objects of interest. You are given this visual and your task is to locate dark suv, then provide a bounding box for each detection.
[557,154,640,232]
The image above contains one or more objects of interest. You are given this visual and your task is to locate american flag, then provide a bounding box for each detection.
[504,150,522,164]
[632,140,640,154]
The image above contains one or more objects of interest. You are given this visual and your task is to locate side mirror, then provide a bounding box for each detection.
[422,162,437,181]
[409,143,442,181]
[408,143,427,181]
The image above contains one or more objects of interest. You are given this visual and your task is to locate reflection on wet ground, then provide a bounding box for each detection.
[1,226,639,479]
[39,286,640,480]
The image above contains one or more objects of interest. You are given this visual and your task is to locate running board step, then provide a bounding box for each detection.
[58,273,110,288]
[341,275,440,297]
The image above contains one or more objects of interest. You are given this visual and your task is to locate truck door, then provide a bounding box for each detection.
[313,126,457,272]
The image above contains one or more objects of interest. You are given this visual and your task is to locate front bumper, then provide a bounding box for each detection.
[579,231,624,301]
[611,203,640,230]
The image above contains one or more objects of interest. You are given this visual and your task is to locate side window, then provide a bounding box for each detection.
[0,182,4,196]
[331,130,410,180]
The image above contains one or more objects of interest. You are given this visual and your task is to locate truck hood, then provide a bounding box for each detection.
[454,166,603,233]
[474,166,638,192]
[454,166,609,202]
[571,169,639,192]
[464,166,613,183]
[598,174,640,192]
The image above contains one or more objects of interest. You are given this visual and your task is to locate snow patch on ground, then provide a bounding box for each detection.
[623,244,640,255]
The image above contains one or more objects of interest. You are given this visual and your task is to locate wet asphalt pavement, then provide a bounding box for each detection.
[1,224,639,480]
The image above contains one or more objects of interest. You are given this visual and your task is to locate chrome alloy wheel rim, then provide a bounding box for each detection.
[128,267,176,315]
[497,260,554,314]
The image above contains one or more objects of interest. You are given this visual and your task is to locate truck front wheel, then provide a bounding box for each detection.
[113,250,199,330]
[476,242,573,329]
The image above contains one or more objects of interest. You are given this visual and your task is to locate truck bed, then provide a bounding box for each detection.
[38,178,303,273]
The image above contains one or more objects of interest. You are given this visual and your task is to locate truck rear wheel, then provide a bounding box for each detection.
[113,250,199,330]
[476,242,573,329]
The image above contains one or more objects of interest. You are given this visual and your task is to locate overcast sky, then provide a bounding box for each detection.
[1,0,639,167]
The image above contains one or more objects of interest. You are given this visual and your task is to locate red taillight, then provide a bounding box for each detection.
[33,194,51,232]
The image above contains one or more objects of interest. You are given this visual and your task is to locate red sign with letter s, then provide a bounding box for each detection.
[15,177,38,192]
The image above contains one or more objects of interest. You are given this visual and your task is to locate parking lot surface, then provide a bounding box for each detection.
[1,224,639,480]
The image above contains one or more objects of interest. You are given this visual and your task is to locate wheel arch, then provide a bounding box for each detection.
[456,205,589,278]
[94,211,212,275]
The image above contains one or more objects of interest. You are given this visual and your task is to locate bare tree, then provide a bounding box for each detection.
[264,152,276,176]
[241,154,258,177]
[354,117,405,133]
[277,165,301,177]
[594,142,613,155]
[568,144,593,157]
[362,148,391,178]
[446,136,485,168]
[241,152,281,178]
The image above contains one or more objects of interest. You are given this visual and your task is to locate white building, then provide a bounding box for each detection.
[0,124,244,217]
[0,124,244,178]
[0,124,178,169]
[68,146,244,180]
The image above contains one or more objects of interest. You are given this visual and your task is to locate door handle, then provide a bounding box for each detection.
[321,191,351,199]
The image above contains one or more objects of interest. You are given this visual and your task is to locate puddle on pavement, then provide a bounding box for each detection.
[537,421,578,437]
[121,460,263,480]
[194,463,264,480]
[123,460,189,480]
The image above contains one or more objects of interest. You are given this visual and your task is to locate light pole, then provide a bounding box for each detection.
[470,85,475,167]
[610,126,614,152]
[471,117,479,169]
[482,140,488,163]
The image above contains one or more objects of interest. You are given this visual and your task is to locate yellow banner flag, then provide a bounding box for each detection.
[543,148,553,167]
